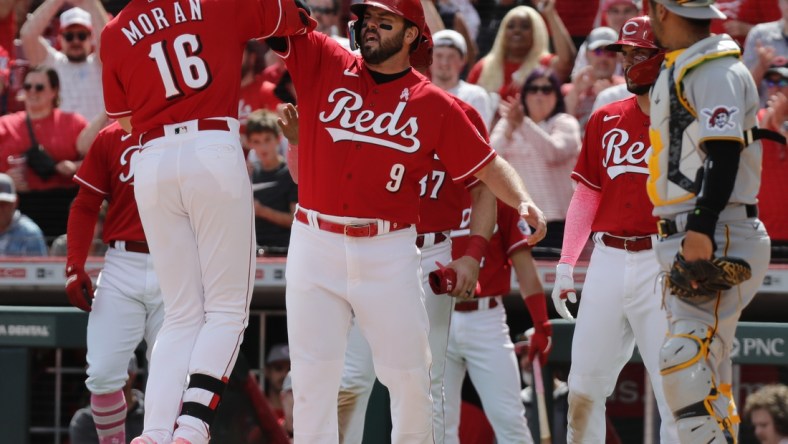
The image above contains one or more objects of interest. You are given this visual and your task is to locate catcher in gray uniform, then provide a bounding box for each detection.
[647,1,785,442]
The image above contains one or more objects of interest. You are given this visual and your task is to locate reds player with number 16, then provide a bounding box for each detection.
[551,16,680,443]
[266,0,546,441]
[100,1,316,443]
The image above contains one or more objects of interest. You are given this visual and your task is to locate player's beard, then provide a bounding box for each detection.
[626,79,651,96]
[361,27,406,65]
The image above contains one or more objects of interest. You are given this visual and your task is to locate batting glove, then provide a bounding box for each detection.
[552,263,577,321]
[528,321,553,365]
[65,264,94,312]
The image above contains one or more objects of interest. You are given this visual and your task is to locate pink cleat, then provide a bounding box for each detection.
[130,437,158,444]
[170,439,193,444]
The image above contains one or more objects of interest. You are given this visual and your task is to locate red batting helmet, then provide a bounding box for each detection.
[348,0,433,66]
[605,16,664,87]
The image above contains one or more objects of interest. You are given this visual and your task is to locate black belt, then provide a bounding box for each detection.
[415,232,449,248]
[657,204,758,238]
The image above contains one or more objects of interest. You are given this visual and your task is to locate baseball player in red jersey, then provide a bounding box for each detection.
[337,100,497,444]
[65,121,164,444]
[100,1,316,443]
[266,0,546,440]
[443,200,551,444]
[551,16,679,443]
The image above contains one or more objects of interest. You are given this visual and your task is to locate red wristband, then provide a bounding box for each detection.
[524,294,549,331]
[463,235,489,263]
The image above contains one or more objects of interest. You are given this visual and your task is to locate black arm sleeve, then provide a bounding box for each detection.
[685,139,743,239]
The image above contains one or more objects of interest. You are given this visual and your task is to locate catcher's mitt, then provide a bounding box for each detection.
[666,253,752,305]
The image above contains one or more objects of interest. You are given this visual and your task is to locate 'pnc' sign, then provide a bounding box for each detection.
[731,337,784,359]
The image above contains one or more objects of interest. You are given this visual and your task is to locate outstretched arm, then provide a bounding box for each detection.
[474,156,547,245]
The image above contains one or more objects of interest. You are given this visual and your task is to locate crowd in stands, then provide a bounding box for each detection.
[0,0,785,261]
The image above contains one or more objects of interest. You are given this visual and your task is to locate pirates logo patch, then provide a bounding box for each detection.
[701,106,739,130]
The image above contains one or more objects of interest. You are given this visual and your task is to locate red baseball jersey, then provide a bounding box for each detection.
[277,33,496,224]
[73,121,146,243]
[101,0,306,134]
[0,109,86,191]
[416,100,488,234]
[452,200,530,297]
[572,96,658,237]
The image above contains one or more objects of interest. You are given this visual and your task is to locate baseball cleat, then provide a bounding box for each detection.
[170,439,193,444]
[130,437,158,444]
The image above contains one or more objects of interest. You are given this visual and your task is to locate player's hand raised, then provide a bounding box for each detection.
[65,264,94,312]
[277,103,299,145]
[551,263,576,321]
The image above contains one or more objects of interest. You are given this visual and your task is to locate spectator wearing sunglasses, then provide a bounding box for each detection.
[20,1,109,121]
[0,66,92,241]
[756,62,788,259]
[491,68,581,255]
[743,0,788,106]
[563,26,624,132]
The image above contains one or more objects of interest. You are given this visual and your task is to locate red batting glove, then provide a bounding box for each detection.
[65,264,94,312]
[524,295,553,364]
[528,320,553,365]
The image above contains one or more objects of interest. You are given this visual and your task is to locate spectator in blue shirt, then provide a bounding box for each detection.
[0,173,47,256]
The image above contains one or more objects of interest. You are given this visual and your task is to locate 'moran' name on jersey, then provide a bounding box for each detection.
[119,0,203,46]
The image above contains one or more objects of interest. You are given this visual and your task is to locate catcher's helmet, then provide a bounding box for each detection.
[605,16,664,87]
[348,0,433,66]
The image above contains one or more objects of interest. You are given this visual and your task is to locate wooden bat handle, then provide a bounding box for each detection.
[533,355,551,443]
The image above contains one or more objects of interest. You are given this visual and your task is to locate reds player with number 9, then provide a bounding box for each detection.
[265,0,546,441]
[551,16,680,443]
[66,121,164,444]
[99,1,316,443]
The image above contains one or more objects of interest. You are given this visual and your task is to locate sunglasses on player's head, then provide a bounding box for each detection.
[23,83,46,92]
[63,31,89,42]
[765,77,788,88]
[524,85,555,95]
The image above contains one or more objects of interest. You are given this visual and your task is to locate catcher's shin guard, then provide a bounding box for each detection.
[659,320,736,443]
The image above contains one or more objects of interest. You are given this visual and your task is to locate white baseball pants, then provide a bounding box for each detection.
[567,235,678,444]
[286,216,433,444]
[444,300,533,444]
[338,240,454,443]
[133,119,256,444]
[86,247,164,394]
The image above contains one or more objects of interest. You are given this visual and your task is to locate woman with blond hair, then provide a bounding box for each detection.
[468,1,575,105]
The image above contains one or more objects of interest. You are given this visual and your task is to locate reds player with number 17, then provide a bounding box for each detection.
[266,0,546,440]
[65,121,164,444]
[100,1,316,443]
[337,98,497,444]
[551,16,680,443]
